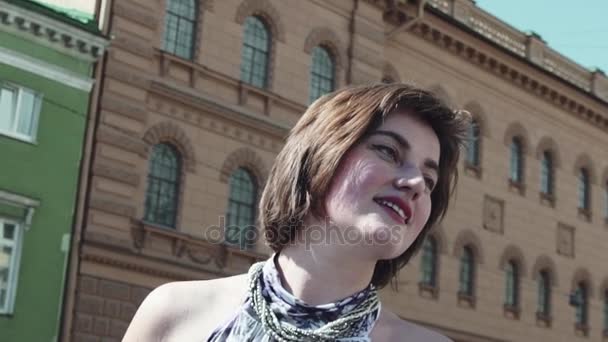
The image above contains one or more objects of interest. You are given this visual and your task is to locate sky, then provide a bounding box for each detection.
[475,0,608,74]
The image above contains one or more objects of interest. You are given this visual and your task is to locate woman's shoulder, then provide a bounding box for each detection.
[372,308,453,342]
[123,274,249,341]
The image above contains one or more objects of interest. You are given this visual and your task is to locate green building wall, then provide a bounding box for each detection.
[0,2,104,340]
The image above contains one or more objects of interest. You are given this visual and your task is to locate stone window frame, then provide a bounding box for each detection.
[158,0,212,62]
[235,0,286,91]
[499,244,527,319]
[453,229,483,309]
[462,101,487,179]
[303,26,346,99]
[536,136,561,207]
[532,254,558,327]
[220,147,268,249]
[141,121,197,231]
[573,154,596,222]
[504,122,529,196]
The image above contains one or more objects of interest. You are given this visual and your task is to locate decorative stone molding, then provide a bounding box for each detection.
[129,219,266,271]
[235,0,285,42]
[571,267,594,298]
[303,26,346,71]
[142,121,196,173]
[503,122,530,152]
[0,1,107,60]
[482,195,504,234]
[535,136,561,168]
[382,62,401,83]
[219,147,268,187]
[463,101,488,137]
[404,21,608,132]
[556,222,575,258]
[452,229,483,264]
[531,254,559,287]
[573,153,597,185]
[498,244,527,277]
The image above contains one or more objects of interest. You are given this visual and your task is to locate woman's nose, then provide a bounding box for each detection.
[393,167,425,201]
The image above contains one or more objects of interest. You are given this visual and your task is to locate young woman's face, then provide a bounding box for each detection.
[323,110,440,260]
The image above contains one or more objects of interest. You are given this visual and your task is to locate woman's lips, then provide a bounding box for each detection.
[376,202,407,225]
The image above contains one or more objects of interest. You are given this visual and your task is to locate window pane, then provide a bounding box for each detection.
[226,168,256,248]
[3,223,15,240]
[17,89,37,136]
[0,245,13,309]
[0,86,17,132]
[241,16,269,88]
[144,144,181,227]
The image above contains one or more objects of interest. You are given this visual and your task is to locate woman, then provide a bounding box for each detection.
[123,84,469,341]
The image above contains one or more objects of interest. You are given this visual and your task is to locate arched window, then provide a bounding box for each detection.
[510,137,523,183]
[505,260,519,307]
[240,16,270,88]
[162,0,197,59]
[537,270,551,317]
[144,143,181,228]
[226,168,257,249]
[308,46,334,103]
[574,282,589,326]
[459,246,475,296]
[540,151,554,196]
[578,168,590,211]
[420,236,438,287]
[466,118,481,167]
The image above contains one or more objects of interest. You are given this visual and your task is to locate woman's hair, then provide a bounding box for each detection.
[259,83,470,288]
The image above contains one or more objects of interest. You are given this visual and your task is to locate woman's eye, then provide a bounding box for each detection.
[424,177,436,191]
[373,144,398,162]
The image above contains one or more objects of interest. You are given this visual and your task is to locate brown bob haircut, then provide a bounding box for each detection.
[259,83,469,289]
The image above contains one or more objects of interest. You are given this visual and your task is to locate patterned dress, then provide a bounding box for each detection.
[207,255,382,341]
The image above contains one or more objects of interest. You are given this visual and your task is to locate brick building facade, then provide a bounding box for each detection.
[60,0,608,341]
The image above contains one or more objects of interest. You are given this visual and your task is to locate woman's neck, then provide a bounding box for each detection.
[276,241,376,306]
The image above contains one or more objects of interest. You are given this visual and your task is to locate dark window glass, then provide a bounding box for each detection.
[309,46,334,103]
[420,237,437,287]
[537,270,551,316]
[226,168,257,249]
[510,137,523,183]
[459,246,474,296]
[540,151,554,195]
[240,16,270,88]
[144,143,181,228]
[162,0,197,59]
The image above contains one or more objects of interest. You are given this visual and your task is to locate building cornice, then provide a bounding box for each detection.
[0,46,94,91]
[0,1,107,61]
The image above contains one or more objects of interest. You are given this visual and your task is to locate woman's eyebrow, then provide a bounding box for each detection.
[370,130,439,174]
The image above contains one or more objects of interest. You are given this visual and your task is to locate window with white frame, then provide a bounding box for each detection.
[0,217,23,315]
[0,82,41,142]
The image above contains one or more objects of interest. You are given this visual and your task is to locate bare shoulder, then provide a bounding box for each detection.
[123,274,248,342]
[372,309,453,342]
